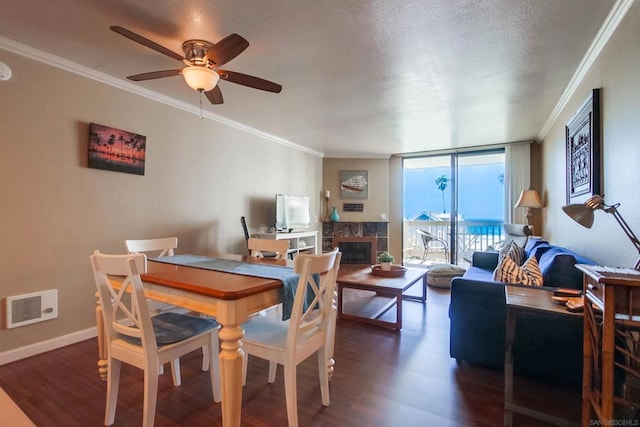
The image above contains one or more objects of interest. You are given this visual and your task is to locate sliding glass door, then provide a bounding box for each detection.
[403,150,505,266]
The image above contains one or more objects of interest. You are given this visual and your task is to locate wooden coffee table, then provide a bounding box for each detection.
[336,266,427,330]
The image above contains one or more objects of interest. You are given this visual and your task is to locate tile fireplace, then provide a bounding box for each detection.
[322,222,388,268]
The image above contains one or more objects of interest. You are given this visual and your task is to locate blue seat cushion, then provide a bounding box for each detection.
[121,312,218,346]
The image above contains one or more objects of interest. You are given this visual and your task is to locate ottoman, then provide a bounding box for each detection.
[427,264,466,288]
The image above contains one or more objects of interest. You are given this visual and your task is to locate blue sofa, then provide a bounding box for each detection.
[449,238,595,387]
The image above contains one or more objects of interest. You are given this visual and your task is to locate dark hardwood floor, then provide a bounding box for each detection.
[0,284,580,426]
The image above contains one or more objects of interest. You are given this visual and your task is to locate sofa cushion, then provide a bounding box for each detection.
[463,266,496,281]
[537,247,594,289]
[524,238,551,259]
[493,255,543,286]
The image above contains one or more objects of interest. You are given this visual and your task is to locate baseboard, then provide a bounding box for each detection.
[0,327,97,366]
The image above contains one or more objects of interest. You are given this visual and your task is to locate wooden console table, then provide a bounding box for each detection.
[504,286,581,427]
[577,264,640,425]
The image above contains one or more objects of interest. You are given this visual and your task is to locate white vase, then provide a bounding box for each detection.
[381,262,392,271]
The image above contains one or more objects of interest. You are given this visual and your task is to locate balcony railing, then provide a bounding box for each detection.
[403,219,504,265]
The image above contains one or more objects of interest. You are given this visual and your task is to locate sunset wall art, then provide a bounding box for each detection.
[88,123,146,175]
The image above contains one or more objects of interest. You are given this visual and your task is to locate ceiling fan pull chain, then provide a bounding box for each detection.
[198,90,204,119]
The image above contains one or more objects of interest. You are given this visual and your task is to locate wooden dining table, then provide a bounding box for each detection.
[95,252,335,427]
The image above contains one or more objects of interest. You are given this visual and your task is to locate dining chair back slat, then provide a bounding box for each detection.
[125,237,178,259]
[247,237,289,260]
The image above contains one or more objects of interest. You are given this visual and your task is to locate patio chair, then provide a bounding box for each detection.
[417,229,449,263]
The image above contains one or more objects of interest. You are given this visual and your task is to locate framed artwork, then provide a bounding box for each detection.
[88,123,146,175]
[565,88,601,204]
[340,170,368,199]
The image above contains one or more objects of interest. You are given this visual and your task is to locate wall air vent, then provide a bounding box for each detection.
[6,290,58,329]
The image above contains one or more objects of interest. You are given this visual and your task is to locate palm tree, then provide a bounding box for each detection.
[435,175,449,213]
[107,134,116,160]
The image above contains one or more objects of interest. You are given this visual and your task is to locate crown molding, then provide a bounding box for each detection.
[537,0,636,141]
[0,36,324,158]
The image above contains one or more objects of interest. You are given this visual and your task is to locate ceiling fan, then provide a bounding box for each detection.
[110,26,282,105]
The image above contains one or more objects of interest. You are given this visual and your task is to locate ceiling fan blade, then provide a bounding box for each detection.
[205,86,224,104]
[205,34,249,66]
[110,26,185,62]
[127,69,183,81]
[218,70,282,93]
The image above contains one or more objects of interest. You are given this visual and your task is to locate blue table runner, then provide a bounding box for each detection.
[149,255,311,320]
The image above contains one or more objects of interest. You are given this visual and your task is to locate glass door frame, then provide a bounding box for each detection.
[403,148,505,266]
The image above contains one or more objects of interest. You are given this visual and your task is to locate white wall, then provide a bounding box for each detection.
[541,2,640,268]
[0,50,322,353]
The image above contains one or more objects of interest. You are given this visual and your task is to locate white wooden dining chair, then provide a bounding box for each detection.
[247,237,290,317]
[125,236,213,373]
[125,236,178,257]
[125,237,181,315]
[90,251,220,427]
[247,237,289,260]
[241,249,341,427]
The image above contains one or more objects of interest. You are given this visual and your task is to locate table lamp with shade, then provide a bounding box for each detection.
[562,194,640,269]
[515,189,543,234]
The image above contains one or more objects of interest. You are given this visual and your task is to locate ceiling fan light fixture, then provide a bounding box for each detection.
[182,66,219,92]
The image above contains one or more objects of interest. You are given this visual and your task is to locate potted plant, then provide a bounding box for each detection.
[377,251,394,270]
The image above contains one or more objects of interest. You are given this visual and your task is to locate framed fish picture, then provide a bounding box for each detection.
[340,170,368,199]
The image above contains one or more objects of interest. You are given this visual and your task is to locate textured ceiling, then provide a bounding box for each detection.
[0,0,616,157]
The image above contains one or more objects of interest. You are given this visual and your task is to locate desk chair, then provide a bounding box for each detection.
[240,216,251,255]
[417,229,449,263]
[90,251,220,427]
[241,249,341,427]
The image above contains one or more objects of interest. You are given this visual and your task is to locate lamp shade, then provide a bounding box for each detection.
[515,190,543,208]
[562,194,606,229]
[182,66,219,92]
[562,195,640,270]
[562,203,595,228]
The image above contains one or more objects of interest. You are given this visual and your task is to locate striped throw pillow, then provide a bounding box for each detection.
[498,240,525,266]
[493,254,543,287]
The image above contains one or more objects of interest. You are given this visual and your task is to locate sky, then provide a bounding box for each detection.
[403,163,505,221]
